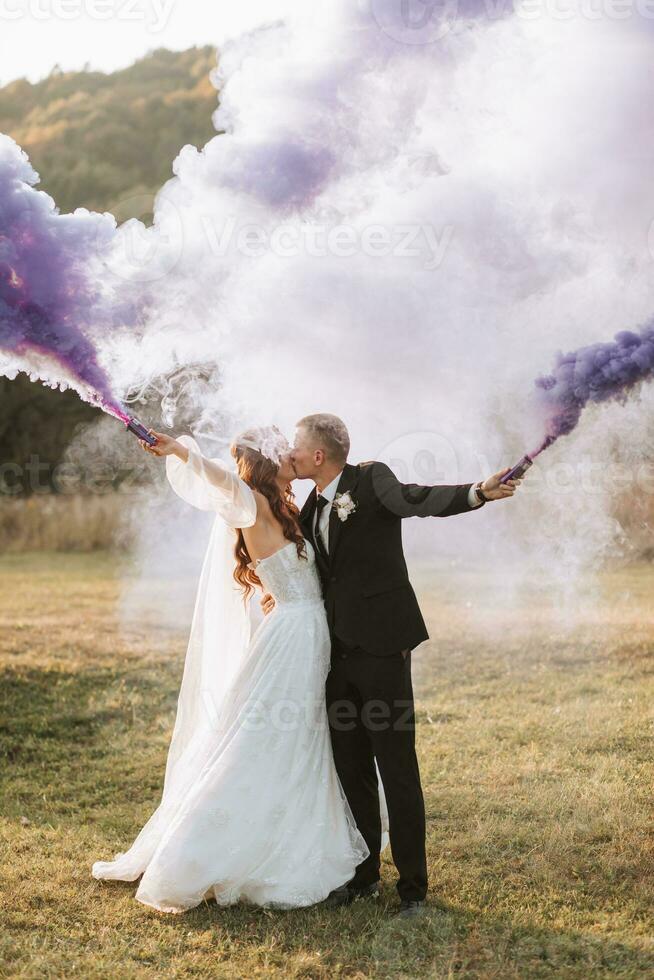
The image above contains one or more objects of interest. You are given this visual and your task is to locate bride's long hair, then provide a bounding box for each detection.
[230,436,305,598]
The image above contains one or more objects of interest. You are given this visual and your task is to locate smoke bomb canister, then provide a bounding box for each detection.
[125,417,158,447]
[504,454,533,482]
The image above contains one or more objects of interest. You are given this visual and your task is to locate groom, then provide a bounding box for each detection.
[265,413,521,917]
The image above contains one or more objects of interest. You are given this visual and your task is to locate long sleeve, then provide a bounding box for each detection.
[371,461,485,519]
[467,484,483,508]
[165,434,257,529]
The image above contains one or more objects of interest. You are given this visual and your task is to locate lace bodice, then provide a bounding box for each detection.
[251,540,323,605]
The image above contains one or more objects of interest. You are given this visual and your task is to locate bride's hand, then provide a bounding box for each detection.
[260,593,276,616]
[139,429,180,458]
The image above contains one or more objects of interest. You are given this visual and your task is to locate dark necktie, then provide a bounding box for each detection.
[313,494,329,562]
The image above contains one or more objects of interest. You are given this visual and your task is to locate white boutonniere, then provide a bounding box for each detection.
[334,491,357,522]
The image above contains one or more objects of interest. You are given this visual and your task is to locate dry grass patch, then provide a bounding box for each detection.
[1,553,654,978]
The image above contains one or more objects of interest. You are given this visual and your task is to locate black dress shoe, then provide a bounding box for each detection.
[321,881,380,908]
[395,899,426,918]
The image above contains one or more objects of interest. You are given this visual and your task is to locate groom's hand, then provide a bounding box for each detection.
[480,467,523,501]
[261,592,276,616]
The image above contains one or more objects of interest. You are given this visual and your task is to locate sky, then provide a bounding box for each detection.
[0,0,296,85]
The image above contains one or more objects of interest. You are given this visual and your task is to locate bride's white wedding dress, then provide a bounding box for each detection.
[92,435,368,912]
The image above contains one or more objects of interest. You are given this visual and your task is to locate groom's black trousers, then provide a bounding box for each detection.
[325,636,428,902]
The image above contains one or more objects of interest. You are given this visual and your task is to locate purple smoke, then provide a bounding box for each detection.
[532,318,654,456]
[0,135,138,419]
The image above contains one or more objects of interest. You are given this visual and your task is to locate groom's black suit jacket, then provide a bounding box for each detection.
[299,461,485,657]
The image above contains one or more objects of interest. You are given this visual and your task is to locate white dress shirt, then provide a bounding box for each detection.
[312,470,344,553]
[312,471,482,553]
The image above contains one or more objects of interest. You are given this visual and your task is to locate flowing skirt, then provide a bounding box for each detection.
[92,598,368,912]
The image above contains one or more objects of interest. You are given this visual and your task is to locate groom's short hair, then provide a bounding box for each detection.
[297,413,350,465]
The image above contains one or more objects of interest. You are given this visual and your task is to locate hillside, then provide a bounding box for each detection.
[0,46,218,217]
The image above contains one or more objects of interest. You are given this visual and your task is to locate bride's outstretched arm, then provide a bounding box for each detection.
[139,429,257,527]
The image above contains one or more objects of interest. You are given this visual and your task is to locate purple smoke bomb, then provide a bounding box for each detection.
[503,454,534,482]
[507,317,654,479]
[0,135,142,419]
[125,417,158,447]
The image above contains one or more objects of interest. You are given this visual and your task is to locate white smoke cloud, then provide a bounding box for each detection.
[92,2,654,613]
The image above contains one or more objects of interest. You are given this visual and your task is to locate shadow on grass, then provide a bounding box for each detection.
[96,888,653,979]
[0,664,178,817]
[1,665,172,749]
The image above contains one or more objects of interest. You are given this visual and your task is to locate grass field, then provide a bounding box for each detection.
[1,552,653,979]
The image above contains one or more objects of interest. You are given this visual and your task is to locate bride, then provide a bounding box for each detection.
[92,425,368,912]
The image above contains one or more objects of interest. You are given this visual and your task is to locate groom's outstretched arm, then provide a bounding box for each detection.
[370,461,483,519]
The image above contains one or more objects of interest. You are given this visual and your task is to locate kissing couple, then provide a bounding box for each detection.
[92,414,520,917]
